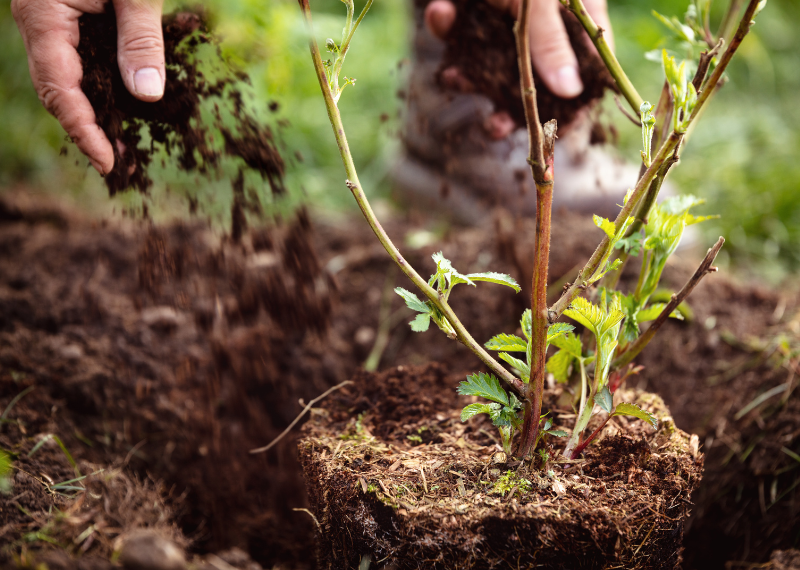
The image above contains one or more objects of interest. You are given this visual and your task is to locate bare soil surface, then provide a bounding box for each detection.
[0,193,798,568]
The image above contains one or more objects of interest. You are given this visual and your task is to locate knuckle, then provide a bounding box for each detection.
[120,31,164,57]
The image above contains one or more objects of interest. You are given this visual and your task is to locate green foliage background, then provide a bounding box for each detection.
[0,0,797,280]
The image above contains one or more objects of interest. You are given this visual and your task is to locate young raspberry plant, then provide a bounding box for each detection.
[300,0,765,460]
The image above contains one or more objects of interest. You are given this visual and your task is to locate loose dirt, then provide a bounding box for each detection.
[77,8,285,203]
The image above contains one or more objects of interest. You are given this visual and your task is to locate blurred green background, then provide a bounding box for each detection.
[0,0,797,281]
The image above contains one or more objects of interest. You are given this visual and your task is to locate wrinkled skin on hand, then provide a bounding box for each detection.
[425,0,612,139]
[12,0,165,174]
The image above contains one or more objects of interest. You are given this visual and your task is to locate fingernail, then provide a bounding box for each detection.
[133,67,163,97]
[552,65,583,99]
[89,158,106,176]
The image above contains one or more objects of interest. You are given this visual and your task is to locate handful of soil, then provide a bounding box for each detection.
[77,8,285,200]
[425,0,616,127]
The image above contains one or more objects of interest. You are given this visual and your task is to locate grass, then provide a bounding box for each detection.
[0,0,797,280]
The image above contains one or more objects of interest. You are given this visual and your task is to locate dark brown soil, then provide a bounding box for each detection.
[0,193,798,568]
[77,8,285,202]
[422,0,616,128]
[300,363,701,570]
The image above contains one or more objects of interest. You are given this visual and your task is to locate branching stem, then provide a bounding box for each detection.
[298,0,524,397]
[613,237,725,370]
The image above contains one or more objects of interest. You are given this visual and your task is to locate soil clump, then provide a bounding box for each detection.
[416,0,616,128]
[77,8,285,201]
[300,363,702,569]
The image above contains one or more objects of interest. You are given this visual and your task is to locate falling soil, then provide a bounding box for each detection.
[77,8,285,199]
[301,363,702,569]
[418,0,617,128]
[0,193,798,568]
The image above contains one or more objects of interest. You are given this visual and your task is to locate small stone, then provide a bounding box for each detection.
[119,529,186,570]
[141,306,182,331]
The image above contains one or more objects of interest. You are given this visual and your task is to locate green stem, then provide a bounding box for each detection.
[298,0,524,396]
[566,0,644,115]
[690,0,762,124]
[549,131,682,319]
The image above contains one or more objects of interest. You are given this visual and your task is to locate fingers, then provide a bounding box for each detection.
[528,0,583,99]
[424,0,457,40]
[11,0,114,174]
[583,0,614,51]
[113,0,165,101]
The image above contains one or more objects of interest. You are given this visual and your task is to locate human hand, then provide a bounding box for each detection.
[11,0,166,175]
[425,0,612,139]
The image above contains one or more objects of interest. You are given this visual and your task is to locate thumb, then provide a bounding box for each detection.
[113,0,165,101]
[528,0,583,99]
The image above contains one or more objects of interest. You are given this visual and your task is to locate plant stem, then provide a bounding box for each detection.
[690,0,762,124]
[718,0,746,44]
[298,0,525,396]
[613,237,725,370]
[569,412,611,458]
[514,0,557,458]
[565,0,644,115]
[549,131,682,319]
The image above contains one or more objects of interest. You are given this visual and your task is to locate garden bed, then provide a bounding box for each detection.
[0,194,796,568]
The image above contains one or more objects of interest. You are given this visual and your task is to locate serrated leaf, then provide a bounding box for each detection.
[485,334,527,352]
[593,215,617,239]
[612,403,658,429]
[550,331,583,357]
[490,406,520,428]
[461,403,497,422]
[546,349,574,383]
[596,386,613,414]
[499,352,530,380]
[564,297,624,339]
[520,310,532,341]
[395,287,429,314]
[547,323,575,345]
[410,313,431,332]
[457,373,509,406]
[542,417,553,431]
[637,303,667,323]
[545,429,569,438]
[466,272,521,292]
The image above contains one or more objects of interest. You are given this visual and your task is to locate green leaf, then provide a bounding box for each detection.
[596,386,613,414]
[615,230,644,257]
[466,272,521,292]
[550,331,582,357]
[485,334,527,352]
[612,403,658,429]
[545,429,569,438]
[546,323,575,345]
[457,373,509,406]
[564,297,624,339]
[593,215,617,239]
[520,310,532,341]
[489,406,520,428]
[546,349,574,383]
[637,303,667,323]
[499,352,530,380]
[461,403,498,422]
[394,287,429,314]
[410,313,431,332]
